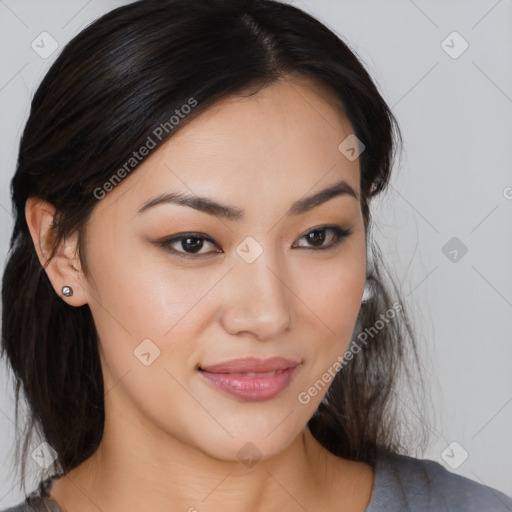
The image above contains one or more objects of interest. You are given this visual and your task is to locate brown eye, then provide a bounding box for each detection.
[160,233,220,258]
[293,225,351,250]
[305,229,328,247]
[178,236,206,254]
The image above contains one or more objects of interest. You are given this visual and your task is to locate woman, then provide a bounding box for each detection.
[1,1,511,511]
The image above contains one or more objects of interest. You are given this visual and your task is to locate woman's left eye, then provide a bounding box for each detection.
[158,225,352,259]
[293,225,352,250]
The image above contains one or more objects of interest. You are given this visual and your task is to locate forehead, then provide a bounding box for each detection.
[94,75,360,218]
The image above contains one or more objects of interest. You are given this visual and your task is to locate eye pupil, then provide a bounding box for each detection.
[307,229,326,247]
[182,237,203,253]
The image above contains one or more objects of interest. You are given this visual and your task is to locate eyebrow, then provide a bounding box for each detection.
[136,179,359,220]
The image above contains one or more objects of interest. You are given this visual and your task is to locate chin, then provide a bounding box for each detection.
[186,423,304,467]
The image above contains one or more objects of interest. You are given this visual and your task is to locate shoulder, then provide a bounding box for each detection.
[0,476,64,512]
[0,497,62,512]
[366,451,512,512]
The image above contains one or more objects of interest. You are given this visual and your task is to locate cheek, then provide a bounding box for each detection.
[85,230,215,339]
[88,252,210,436]
[83,235,212,395]
[299,238,366,322]
[296,238,366,365]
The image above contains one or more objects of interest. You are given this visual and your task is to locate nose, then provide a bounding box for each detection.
[219,250,293,341]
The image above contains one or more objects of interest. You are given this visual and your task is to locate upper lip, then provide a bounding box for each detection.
[199,357,300,374]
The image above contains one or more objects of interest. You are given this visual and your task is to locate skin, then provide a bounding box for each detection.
[26,75,372,512]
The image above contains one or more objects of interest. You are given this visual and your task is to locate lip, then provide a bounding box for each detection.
[198,357,301,402]
[200,357,300,374]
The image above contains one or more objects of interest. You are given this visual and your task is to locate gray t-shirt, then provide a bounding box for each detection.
[2,451,511,511]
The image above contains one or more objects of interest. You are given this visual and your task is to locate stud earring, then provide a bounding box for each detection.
[62,286,73,297]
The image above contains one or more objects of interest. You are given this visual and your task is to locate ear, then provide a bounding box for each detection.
[25,197,89,306]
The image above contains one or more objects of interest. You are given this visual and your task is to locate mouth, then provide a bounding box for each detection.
[216,369,286,377]
[199,356,300,374]
[198,357,301,402]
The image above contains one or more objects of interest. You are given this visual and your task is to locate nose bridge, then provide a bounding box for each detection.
[220,242,293,339]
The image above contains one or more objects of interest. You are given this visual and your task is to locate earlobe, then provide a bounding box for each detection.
[24,197,89,306]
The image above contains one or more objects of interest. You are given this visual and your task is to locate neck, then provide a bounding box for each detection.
[49,425,369,512]
[48,387,374,512]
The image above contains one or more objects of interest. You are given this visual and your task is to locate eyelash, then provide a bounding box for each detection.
[158,224,352,260]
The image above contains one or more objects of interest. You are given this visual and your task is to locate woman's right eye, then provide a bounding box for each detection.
[159,233,221,259]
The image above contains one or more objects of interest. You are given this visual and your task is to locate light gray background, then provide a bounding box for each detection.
[0,0,511,507]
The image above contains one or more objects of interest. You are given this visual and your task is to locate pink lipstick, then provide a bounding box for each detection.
[199,357,300,402]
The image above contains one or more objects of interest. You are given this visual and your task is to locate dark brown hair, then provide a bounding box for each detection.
[1,0,430,491]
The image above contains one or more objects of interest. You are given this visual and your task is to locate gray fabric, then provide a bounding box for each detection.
[2,452,511,511]
[365,452,512,511]
[0,496,63,512]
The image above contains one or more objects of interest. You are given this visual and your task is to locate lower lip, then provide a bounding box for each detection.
[199,366,300,402]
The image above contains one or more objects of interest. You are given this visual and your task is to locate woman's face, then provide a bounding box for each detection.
[78,76,367,463]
